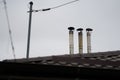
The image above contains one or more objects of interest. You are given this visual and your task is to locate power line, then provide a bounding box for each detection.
[51,0,79,9]
[32,0,79,12]
[3,0,16,59]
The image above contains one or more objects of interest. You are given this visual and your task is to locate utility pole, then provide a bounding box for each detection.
[26,0,79,60]
[26,1,33,60]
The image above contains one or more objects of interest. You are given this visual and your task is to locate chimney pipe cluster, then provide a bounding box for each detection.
[68,27,93,54]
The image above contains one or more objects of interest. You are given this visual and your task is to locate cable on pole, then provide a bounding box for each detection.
[31,0,79,12]
[51,0,79,9]
[3,0,16,59]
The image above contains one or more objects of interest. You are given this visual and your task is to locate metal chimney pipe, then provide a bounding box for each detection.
[77,28,83,54]
[68,27,75,55]
[86,28,93,53]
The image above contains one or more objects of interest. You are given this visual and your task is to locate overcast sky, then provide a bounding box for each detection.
[0,0,120,61]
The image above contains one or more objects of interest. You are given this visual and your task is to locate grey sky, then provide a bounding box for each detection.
[0,0,120,61]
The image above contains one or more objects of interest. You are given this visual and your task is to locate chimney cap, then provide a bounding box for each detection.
[68,27,75,31]
[77,28,83,31]
[86,28,93,31]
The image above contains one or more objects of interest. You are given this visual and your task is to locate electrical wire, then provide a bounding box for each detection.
[51,0,79,9]
[3,0,16,59]
[32,0,79,12]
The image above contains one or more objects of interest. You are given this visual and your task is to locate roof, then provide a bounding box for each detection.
[1,62,120,79]
[4,50,120,70]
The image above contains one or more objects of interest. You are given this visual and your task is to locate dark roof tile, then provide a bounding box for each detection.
[3,50,120,70]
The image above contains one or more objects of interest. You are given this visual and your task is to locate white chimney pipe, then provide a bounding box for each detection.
[77,28,83,54]
[86,28,93,53]
[68,27,75,55]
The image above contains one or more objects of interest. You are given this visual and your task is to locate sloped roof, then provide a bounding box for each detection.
[4,50,120,70]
